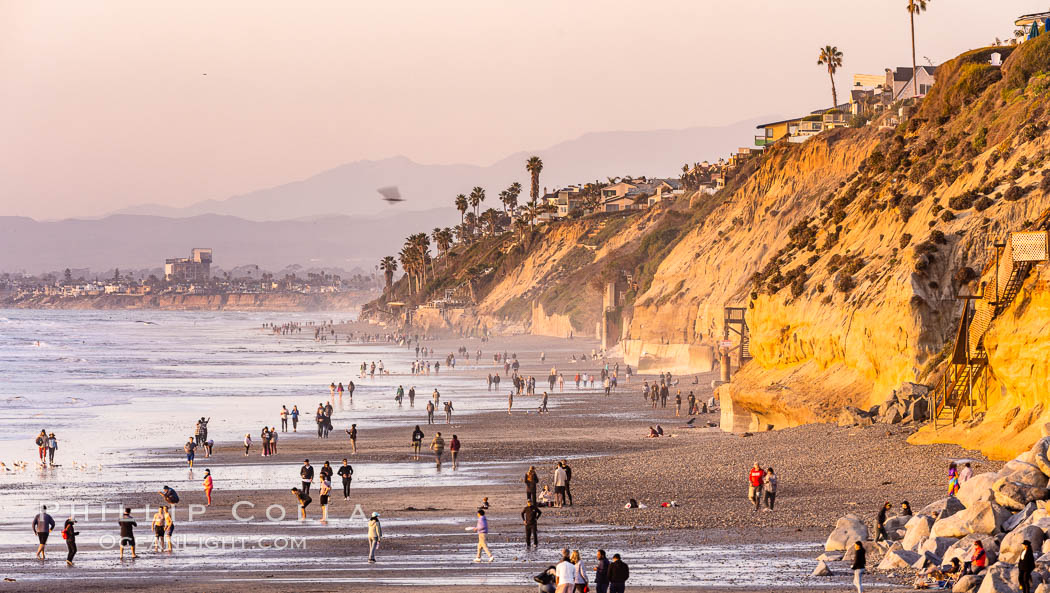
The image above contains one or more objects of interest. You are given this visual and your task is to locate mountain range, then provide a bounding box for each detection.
[4,118,767,273]
[116,118,767,221]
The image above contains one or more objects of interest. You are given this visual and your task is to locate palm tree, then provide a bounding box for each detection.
[500,182,522,214]
[464,212,478,236]
[817,45,843,110]
[468,186,485,218]
[513,216,530,244]
[434,227,454,268]
[379,256,398,291]
[906,1,929,98]
[455,194,468,224]
[481,208,501,237]
[526,156,543,206]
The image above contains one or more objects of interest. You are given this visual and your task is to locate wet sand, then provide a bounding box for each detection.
[0,330,999,592]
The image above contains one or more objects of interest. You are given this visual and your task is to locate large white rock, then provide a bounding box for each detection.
[902,515,936,551]
[976,562,1018,593]
[1003,502,1038,533]
[994,477,1050,511]
[999,460,1048,489]
[884,514,911,540]
[877,548,920,570]
[943,534,1000,566]
[920,536,960,558]
[920,497,967,520]
[825,514,869,551]
[952,574,983,593]
[811,559,832,576]
[931,502,1010,538]
[958,473,999,509]
[1000,524,1045,563]
[1033,437,1050,478]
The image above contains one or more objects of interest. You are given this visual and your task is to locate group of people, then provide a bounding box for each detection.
[522,462,573,509]
[746,463,778,511]
[291,458,356,522]
[32,504,144,564]
[33,430,58,466]
[535,548,630,593]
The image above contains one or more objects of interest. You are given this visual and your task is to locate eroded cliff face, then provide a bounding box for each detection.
[627,41,1050,452]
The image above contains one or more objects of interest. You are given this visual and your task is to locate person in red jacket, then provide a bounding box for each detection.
[748,462,766,511]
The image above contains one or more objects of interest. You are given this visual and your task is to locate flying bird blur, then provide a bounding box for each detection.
[377,186,404,203]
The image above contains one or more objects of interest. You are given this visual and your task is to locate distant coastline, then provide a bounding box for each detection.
[0,290,377,312]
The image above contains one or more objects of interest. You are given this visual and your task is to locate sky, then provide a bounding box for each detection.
[0,1,1030,220]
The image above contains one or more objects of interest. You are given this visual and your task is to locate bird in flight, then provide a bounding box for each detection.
[377,186,404,203]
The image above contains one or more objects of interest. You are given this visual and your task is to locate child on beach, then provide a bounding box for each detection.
[203,469,213,506]
[450,435,461,470]
[412,425,424,460]
[62,518,78,566]
[184,437,196,468]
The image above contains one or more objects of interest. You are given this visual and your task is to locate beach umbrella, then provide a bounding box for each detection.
[1028,21,1039,40]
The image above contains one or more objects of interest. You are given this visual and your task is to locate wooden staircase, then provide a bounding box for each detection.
[932,230,1050,427]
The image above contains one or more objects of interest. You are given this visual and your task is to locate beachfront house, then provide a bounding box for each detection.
[755,117,802,147]
[886,66,937,101]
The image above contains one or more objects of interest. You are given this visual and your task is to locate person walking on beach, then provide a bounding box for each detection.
[553,463,568,507]
[162,506,175,552]
[47,433,57,466]
[408,386,414,406]
[319,478,331,522]
[184,437,197,468]
[291,405,299,432]
[747,463,765,511]
[524,466,539,504]
[426,400,435,425]
[571,550,589,592]
[338,459,354,500]
[291,487,311,520]
[563,461,574,506]
[62,517,78,566]
[35,430,48,463]
[851,541,865,593]
[874,502,891,542]
[521,500,541,549]
[281,405,289,431]
[244,433,252,456]
[432,388,441,405]
[607,554,629,593]
[151,507,166,551]
[555,549,574,593]
[763,467,777,511]
[508,390,514,414]
[470,509,494,562]
[203,469,214,506]
[395,385,404,406]
[269,428,278,454]
[32,505,55,559]
[261,426,271,456]
[119,508,138,560]
[431,432,445,468]
[300,460,315,495]
[450,434,461,469]
[444,401,454,424]
[411,425,424,460]
[594,550,610,593]
[346,424,358,454]
[368,512,382,563]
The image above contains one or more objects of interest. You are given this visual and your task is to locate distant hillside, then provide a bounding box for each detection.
[117,119,766,221]
[0,208,458,274]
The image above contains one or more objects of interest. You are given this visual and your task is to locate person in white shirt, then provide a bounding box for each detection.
[959,462,974,483]
[555,548,574,593]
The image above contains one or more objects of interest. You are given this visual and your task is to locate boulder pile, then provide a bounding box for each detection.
[817,436,1050,591]
[837,382,931,427]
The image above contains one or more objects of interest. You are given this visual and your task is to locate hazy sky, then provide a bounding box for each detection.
[1,1,1026,220]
